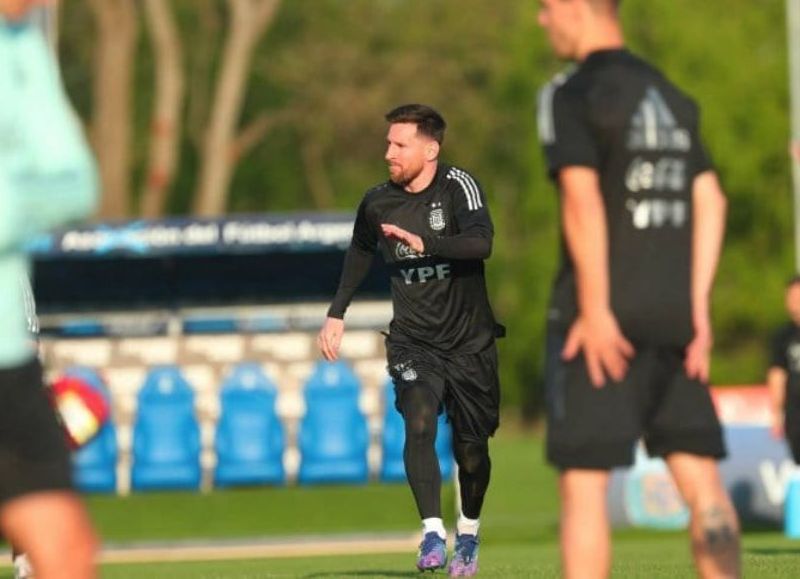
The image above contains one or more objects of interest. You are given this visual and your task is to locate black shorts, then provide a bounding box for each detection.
[385,335,500,443]
[545,328,725,470]
[0,358,73,505]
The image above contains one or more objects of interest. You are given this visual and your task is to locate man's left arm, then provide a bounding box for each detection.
[686,170,727,382]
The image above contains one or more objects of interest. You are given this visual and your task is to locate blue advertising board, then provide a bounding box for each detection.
[609,388,796,528]
[27,213,356,259]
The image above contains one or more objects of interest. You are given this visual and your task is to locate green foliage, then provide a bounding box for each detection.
[58,1,796,415]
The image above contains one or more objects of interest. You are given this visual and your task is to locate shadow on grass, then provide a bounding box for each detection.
[747,547,800,556]
[302,572,419,578]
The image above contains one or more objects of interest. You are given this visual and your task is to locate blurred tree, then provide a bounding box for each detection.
[193,0,283,216]
[140,0,184,218]
[184,0,220,153]
[86,0,138,219]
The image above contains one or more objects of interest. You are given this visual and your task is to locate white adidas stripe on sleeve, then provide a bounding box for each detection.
[447,168,483,211]
[537,69,575,146]
[452,168,483,209]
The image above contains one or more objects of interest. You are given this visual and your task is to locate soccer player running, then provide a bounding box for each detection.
[766,277,800,458]
[0,1,98,577]
[318,104,502,576]
[536,1,740,578]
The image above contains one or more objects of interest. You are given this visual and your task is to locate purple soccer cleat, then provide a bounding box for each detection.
[417,531,447,572]
[448,533,480,577]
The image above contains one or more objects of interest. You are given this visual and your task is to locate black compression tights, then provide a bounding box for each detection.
[401,386,441,519]
[454,438,491,519]
[400,386,491,520]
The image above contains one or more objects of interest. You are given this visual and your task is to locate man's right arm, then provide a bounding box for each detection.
[767,366,788,438]
[559,167,634,387]
[318,198,378,361]
[768,329,790,438]
[539,82,634,386]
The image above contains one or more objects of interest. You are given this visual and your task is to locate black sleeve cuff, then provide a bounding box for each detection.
[327,306,345,320]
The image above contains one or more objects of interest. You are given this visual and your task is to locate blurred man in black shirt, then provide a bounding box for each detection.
[537,1,740,577]
[767,277,800,460]
[318,104,501,576]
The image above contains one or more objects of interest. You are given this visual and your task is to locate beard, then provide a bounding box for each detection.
[388,162,423,187]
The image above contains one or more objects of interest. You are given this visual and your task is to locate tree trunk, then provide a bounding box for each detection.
[186,0,220,150]
[87,0,138,220]
[140,0,185,218]
[193,0,281,216]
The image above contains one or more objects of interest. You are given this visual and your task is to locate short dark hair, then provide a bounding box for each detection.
[788,274,800,288]
[385,104,446,145]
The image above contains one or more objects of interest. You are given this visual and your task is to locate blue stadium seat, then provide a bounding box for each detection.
[297,361,369,484]
[58,319,106,337]
[131,366,201,491]
[240,313,289,333]
[380,379,454,482]
[63,367,118,493]
[182,315,238,334]
[380,380,407,482]
[214,363,285,487]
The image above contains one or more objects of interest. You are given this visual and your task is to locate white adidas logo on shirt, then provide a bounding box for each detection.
[627,86,691,152]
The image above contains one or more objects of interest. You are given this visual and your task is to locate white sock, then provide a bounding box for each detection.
[457,513,480,536]
[13,553,33,577]
[422,517,446,539]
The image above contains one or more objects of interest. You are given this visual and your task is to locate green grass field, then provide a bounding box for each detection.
[83,426,547,544]
[6,427,800,578]
[96,536,800,578]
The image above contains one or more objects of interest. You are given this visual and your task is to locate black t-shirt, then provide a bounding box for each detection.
[771,322,800,412]
[538,49,714,347]
[328,163,498,353]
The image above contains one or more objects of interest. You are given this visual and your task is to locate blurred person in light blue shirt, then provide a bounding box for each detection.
[0,1,98,578]
[0,0,96,367]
